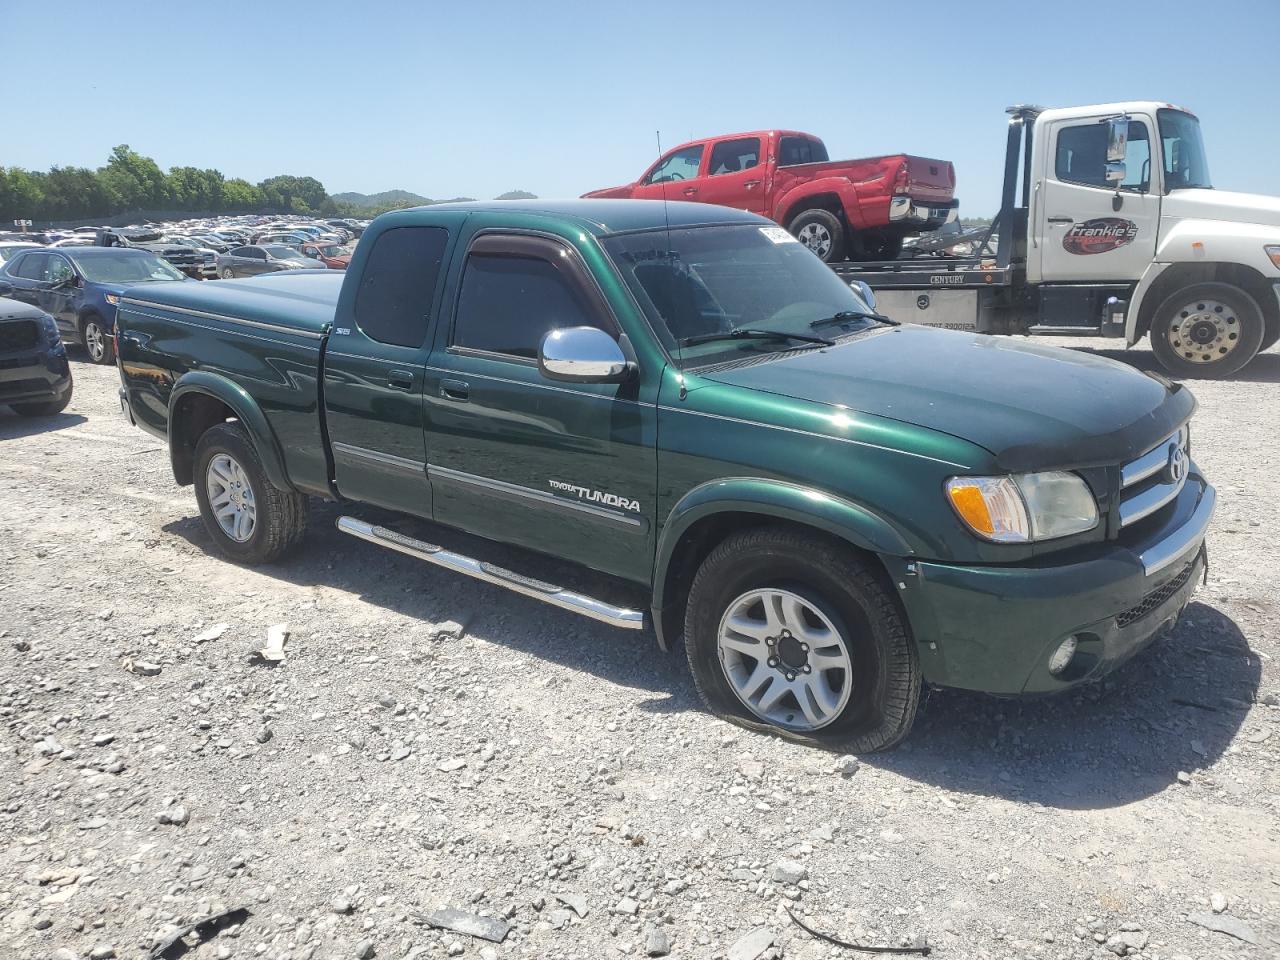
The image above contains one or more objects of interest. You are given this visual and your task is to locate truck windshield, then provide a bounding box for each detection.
[1157,109,1211,191]
[603,224,879,366]
[71,254,184,283]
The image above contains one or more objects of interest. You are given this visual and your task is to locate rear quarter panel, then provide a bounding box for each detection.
[116,301,330,496]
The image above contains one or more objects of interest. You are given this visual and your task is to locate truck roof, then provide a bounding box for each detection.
[1031,101,1196,124]
[388,198,770,235]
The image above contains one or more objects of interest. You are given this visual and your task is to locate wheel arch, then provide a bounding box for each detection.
[775,181,862,231]
[1129,260,1278,346]
[169,372,293,491]
[650,479,913,651]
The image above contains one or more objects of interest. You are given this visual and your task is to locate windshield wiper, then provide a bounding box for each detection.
[678,328,835,348]
[809,309,899,329]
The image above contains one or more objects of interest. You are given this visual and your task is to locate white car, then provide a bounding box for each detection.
[0,242,42,266]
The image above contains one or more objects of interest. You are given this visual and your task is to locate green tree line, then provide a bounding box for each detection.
[0,144,361,224]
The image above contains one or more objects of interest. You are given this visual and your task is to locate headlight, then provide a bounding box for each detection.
[105,294,121,305]
[1266,245,1280,270]
[41,315,60,342]
[946,471,1098,543]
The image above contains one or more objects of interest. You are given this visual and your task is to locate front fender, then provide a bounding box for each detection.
[651,477,914,624]
[169,371,293,491]
[771,178,863,230]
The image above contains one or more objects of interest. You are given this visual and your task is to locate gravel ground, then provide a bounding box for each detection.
[1,338,1277,960]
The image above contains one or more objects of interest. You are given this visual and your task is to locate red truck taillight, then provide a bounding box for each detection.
[893,165,910,195]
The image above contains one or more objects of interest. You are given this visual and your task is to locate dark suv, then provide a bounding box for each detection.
[0,282,73,416]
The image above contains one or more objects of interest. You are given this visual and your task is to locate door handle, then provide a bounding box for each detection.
[744,179,761,188]
[387,370,415,390]
[683,187,697,197]
[1047,216,1074,224]
[439,378,470,401]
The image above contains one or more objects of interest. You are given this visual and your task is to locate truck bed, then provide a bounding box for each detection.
[123,271,343,335]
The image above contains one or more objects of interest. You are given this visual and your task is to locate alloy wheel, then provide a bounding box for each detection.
[716,588,853,731]
[84,321,105,362]
[206,453,257,543]
[795,223,832,259]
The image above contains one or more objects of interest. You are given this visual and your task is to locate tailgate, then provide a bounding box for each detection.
[899,155,955,202]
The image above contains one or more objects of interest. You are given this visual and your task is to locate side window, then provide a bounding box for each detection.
[46,257,74,282]
[708,138,761,176]
[13,253,49,280]
[646,146,703,184]
[353,226,449,348]
[1055,120,1151,190]
[229,246,250,258]
[250,247,268,260]
[778,136,828,166]
[452,246,606,360]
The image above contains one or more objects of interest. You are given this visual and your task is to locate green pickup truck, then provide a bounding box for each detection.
[115,199,1215,752]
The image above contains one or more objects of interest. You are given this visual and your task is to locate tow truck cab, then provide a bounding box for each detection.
[841,101,1280,378]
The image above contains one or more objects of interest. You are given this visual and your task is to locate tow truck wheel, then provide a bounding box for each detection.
[789,209,845,263]
[1149,282,1264,378]
[193,422,308,564]
[683,527,920,753]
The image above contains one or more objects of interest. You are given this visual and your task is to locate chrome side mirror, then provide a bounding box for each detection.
[849,279,877,311]
[1105,116,1129,162]
[1104,161,1127,186]
[538,326,633,383]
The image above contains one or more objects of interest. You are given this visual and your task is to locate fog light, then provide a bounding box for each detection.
[1048,635,1079,676]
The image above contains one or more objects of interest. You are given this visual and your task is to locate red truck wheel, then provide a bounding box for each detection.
[788,210,845,263]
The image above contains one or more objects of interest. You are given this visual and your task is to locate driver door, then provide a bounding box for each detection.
[422,223,657,583]
[631,144,706,203]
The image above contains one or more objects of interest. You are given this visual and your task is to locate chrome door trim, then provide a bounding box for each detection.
[332,441,425,475]
[427,462,645,531]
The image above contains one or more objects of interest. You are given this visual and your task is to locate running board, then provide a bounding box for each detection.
[336,516,646,630]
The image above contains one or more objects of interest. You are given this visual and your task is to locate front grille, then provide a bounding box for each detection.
[0,354,39,370]
[1116,555,1198,627]
[0,320,39,352]
[1118,426,1188,528]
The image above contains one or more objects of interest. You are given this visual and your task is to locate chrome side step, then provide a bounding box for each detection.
[336,516,646,630]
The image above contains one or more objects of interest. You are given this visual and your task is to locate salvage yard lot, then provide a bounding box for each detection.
[1,341,1277,960]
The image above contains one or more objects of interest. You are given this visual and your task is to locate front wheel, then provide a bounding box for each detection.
[193,422,308,564]
[683,527,920,753]
[1148,282,1264,378]
[221,267,235,279]
[81,316,114,365]
[788,209,845,263]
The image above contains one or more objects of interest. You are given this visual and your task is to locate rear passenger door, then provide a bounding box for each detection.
[323,222,458,517]
[422,226,656,583]
[697,137,766,214]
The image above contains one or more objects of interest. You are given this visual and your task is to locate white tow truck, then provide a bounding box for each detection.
[837,102,1280,377]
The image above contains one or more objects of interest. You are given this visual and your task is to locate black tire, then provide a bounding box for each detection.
[847,231,904,262]
[683,527,920,753]
[1260,321,1279,354]
[80,315,114,365]
[12,384,72,417]
[193,422,308,564]
[788,209,845,263]
[1148,282,1264,378]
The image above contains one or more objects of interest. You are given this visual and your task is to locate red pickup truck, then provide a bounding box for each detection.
[584,130,958,262]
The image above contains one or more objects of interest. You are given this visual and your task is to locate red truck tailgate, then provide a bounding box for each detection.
[898,155,955,202]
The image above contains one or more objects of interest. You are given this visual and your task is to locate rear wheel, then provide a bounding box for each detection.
[1149,282,1264,378]
[193,422,308,564]
[683,527,920,753]
[788,209,845,263]
[847,231,904,262]
[81,315,114,365]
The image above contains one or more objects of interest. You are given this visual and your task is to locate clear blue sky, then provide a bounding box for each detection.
[5,0,1274,215]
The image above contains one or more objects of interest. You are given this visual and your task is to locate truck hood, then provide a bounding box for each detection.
[1161,188,1280,228]
[697,325,1195,472]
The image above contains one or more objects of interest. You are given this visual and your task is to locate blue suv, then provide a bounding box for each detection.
[0,247,187,364]
[0,284,72,416]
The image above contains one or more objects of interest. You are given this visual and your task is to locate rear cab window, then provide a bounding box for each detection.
[778,136,828,166]
[353,226,450,348]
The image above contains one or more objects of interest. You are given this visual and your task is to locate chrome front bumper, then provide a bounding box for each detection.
[1139,480,1215,576]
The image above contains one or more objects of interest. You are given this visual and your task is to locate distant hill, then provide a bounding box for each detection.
[331,189,432,208]
[495,190,538,201]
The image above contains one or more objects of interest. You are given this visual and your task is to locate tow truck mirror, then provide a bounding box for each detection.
[849,279,877,310]
[1104,161,1127,186]
[538,326,633,384]
[1105,116,1129,163]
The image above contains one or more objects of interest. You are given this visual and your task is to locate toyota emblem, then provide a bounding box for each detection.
[1165,443,1186,484]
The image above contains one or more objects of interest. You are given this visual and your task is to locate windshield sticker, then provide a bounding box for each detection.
[1062,218,1138,255]
[760,226,799,245]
